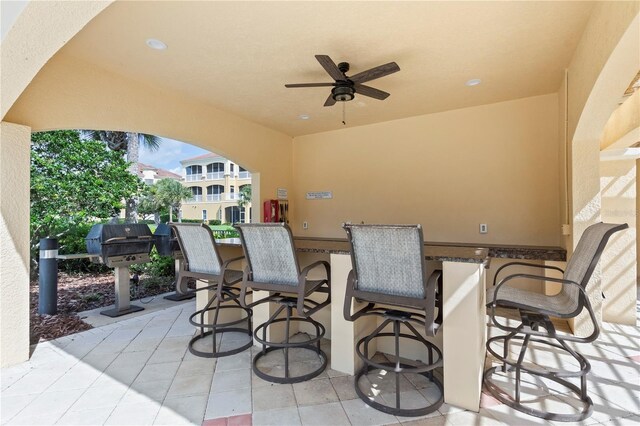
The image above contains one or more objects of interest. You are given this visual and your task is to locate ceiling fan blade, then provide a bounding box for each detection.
[354,84,390,100]
[285,83,336,88]
[315,55,344,81]
[349,62,400,84]
[324,94,337,107]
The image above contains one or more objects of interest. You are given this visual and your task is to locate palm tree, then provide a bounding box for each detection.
[155,179,192,223]
[237,184,252,222]
[82,130,162,222]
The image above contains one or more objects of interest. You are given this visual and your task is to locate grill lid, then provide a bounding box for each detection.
[86,224,154,259]
[154,223,180,256]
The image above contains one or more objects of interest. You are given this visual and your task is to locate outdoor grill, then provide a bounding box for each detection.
[85,223,155,317]
[153,223,180,256]
[153,223,196,301]
[86,223,154,267]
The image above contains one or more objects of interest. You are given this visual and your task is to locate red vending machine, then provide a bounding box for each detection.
[263,200,289,223]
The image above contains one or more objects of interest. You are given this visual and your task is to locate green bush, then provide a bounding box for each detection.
[56,222,109,274]
[130,247,174,277]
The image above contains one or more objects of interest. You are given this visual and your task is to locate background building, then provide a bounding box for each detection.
[138,162,182,185]
[179,153,251,223]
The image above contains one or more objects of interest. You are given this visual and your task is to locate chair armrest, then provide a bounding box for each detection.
[424,270,441,337]
[343,270,374,322]
[492,262,564,287]
[299,260,330,282]
[297,260,330,317]
[489,273,599,343]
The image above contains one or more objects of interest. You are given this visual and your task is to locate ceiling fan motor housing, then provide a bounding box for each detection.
[332,85,355,102]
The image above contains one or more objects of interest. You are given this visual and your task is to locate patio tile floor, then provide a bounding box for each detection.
[1,294,638,425]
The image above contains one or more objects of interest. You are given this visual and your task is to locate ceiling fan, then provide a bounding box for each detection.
[285,55,400,107]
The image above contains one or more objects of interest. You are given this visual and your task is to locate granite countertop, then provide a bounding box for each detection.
[217,236,565,264]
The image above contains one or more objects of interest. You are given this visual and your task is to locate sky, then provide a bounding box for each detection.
[139,137,210,175]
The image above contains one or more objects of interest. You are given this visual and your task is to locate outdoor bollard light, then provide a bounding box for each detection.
[38,238,59,315]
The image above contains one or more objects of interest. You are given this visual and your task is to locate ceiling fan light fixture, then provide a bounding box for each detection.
[332,86,355,102]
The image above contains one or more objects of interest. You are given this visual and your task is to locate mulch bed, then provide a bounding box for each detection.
[29,272,177,344]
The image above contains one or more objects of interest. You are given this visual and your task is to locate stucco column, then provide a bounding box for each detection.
[600,159,637,325]
[0,121,31,367]
[571,137,603,337]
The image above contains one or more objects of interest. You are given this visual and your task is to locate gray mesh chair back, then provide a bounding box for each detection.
[560,222,628,317]
[235,223,300,286]
[347,224,427,299]
[171,224,223,275]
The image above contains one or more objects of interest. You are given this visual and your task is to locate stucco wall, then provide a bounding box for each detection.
[292,94,560,246]
[566,3,639,335]
[5,52,293,211]
[1,0,112,120]
[0,122,31,367]
[600,159,636,325]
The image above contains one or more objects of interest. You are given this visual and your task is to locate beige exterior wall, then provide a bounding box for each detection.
[565,3,639,336]
[0,122,31,367]
[600,159,636,325]
[292,94,560,245]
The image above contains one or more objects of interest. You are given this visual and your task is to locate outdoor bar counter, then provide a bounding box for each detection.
[214,236,566,412]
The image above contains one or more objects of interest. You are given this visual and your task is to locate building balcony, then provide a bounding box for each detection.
[185,174,203,182]
[238,171,251,179]
[206,194,223,202]
[226,193,240,201]
[207,172,225,180]
[189,195,203,202]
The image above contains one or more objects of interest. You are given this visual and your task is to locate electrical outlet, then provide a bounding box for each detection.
[303,221,308,230]
[479,223,488,234]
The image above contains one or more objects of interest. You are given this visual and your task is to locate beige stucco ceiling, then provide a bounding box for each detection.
[59,1,595,137]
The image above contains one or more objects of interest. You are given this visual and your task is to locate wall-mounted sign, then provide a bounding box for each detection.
[306,191,333,200]
[277,188,288,199]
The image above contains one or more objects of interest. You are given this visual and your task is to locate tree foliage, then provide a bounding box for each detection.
[154,178,192,221]
[30,130,142,254]
[238,184,252,210]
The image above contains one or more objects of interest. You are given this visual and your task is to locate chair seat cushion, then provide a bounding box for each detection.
[224,269,243,284]
[486,285,576,317]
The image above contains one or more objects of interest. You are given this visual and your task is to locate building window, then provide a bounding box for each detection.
[206,185,224,201]
[190,186,202,202]
[207,162,225,180]
[225,206,241,224]
[186,165,203,182]
[202,209,207,221]
[238,167,251,179]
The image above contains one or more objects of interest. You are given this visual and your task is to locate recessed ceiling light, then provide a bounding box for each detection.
[298,114,310,120]
[146,38,167,50]
[466,79,481,87]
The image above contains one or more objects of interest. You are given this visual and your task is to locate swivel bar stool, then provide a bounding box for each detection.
[485,222,628,421]
[171,223,253,358]
[343,223,444,417]
[235,223,330,383]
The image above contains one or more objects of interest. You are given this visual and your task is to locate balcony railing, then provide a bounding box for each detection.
[207,172,225,180]
[186,174,203,182]
[238,171,251,179]
[190,195,202,202]
[226,193,241,201]
[206,194,223,202]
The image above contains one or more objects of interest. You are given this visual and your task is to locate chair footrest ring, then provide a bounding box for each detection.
[253,344,328,384]
[188,326,253,358]
[483,366,593,422]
